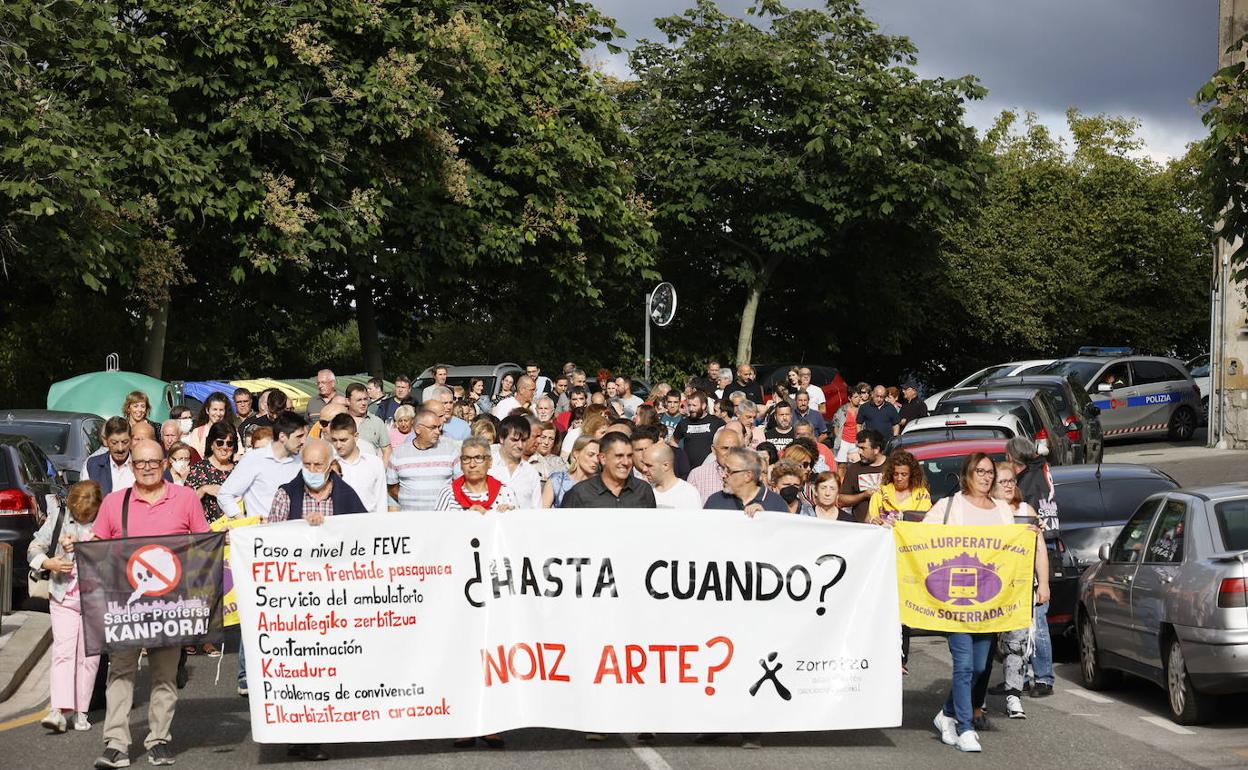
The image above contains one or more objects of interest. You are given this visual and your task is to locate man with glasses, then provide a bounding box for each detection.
[233,388,261,435]
[84,417,134,495]
[386,408,459,512]
[703,447,787,514]
[838,429,888,522]
[305,369,338,421]
[92,440,208,769]
[435,437,516,513]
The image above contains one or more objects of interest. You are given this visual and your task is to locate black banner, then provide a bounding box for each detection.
[78,532,225,656]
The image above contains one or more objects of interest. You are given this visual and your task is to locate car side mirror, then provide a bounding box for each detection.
[1098,543,1112,562]
[1096,383,1113,394]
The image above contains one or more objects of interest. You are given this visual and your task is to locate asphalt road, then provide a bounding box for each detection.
[4,634,1248,769]
[1103,428,1247,488]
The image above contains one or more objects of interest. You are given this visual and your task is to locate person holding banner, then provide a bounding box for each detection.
[269,438,367,526]
[92,439,209,769]
[29,480,102,734]
[923,453,1041,754]
[704,447,788,515]
[866,450,932,525]
[435,436,517,514]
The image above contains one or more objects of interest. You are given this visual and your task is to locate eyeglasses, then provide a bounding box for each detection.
[720,467,751,477]
[318,420,330,428]
[460,455,488,464]
[973,468,996,477]
[132,459,163,469]
[997,478,1017,486]
[416,423,442,431]
[213,439,237,448]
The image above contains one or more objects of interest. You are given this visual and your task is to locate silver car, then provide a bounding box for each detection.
[1040,355,1201,442]
[1076,484,1248,724]
[0,410,104,483]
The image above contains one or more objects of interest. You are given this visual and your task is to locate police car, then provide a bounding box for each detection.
[1038,348,1201,441]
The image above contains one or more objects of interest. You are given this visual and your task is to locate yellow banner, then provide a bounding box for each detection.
[210,515,262,626]
[893,522,1035,633]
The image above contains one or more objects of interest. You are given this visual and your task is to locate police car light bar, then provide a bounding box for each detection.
[1077,346,1134,357]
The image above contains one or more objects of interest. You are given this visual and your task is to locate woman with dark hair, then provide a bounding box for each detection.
[470,378,492,415]
[187,421,237,524]
[632,403,659,427]
[769,460,814,516]
[495,372,518,404]
[925,453,1014,754]
[188,392,235,458]
[867,450,932,525]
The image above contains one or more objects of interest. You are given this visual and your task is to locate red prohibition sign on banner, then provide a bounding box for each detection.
[126,544,183,599]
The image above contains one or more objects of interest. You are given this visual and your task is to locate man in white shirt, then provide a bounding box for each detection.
[641,442,702,510]
[327,414,387,514]
[799,367,826,411]
[218,412,307,520]
[420,364,450,402]
[489,416,541,510]
[492,375,537,419]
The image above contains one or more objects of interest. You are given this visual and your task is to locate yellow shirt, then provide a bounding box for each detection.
[867,483,932,524]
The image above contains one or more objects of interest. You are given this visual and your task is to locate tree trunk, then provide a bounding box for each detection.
[355,274,384,378]
[736,280,764,366]
[141,298,170,378]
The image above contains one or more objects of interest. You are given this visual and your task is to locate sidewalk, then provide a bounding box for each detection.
[0,611,51,714]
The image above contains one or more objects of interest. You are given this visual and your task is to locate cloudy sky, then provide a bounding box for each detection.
[592,0,1218,161]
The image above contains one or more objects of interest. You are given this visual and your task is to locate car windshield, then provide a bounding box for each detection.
[958,365,1010,388]
[898,427,1013,447]
[1038,360,1104,388]
[0,423,70,455]
[919,452,1007,501]
[1214,498,1248,552]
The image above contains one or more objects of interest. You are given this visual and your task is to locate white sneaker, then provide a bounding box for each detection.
[74,712,92,731]
[1005,695,1026,719]
[933,710,957,746]
[41,709,67,733]
[956,730,982,753]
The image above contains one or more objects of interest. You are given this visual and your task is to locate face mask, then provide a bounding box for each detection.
[178,418,193,433]
[779,484,802,504]
[171,460,190,474]
[302,469,327,490]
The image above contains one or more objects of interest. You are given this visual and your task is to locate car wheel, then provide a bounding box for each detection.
[1078,614,1120,691]
[1167,407,1197,442]
[1166,637,1213,725]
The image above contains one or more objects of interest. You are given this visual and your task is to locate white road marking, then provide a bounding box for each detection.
[1140,716,1196,735]
[1067,688,1115,704]
[622,736,675,770]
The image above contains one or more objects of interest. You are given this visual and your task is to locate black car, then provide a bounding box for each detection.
[1045,463,1180,638]
[933,386,1074,466]
[989,375,1104,464]
[0,433,67,596]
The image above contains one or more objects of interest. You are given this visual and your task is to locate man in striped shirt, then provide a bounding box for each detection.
[386,408,459,512]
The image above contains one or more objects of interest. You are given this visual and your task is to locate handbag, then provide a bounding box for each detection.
[27,505,67,600]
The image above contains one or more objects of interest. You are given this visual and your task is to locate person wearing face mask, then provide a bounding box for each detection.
[166,443,194,486]
[769,461,814,516]
[266,437,364,763]
[169,406,195,442]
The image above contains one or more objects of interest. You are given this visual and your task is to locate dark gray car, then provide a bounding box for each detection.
[1077,483,1248,724]
[0,410,105,483]
[986,374,1104,464]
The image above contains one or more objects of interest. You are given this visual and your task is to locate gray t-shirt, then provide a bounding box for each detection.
[385,439,459,511]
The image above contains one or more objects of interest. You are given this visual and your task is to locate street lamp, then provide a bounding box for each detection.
[644,282,677,385]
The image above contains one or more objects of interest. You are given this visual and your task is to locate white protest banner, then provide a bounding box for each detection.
[229,509,901,742]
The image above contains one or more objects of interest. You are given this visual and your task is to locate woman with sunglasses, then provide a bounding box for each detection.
[187,421,238,524]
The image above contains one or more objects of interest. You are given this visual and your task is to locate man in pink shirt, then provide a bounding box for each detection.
[94,439,208,769]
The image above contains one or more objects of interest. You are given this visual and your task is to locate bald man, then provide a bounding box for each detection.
[130,420,156,444]
[312,402,377,457]
[642,443,702,510]
[268,437,366,527]
[686,424,744,503]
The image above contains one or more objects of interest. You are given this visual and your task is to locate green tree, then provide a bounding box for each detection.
[621,0,986,364]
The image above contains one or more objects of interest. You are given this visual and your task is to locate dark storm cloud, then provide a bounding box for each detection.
[594,0,1218,157]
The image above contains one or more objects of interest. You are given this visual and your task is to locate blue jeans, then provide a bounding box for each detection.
[944,633,993,735]
[1028,601,1054,686]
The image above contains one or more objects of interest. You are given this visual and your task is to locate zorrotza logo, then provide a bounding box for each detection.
[924,552,1001,606]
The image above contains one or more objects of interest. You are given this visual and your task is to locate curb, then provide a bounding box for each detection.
[0,613,52,703]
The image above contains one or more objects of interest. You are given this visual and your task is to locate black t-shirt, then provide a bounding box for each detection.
[843,459,887,523]
[674,414,726,468]
[724,380,765,404]
[899,397,928,426]
[764,426,795,451]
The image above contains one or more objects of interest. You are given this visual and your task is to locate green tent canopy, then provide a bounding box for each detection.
[47,371,172,421]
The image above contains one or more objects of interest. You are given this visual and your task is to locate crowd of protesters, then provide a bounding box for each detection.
[31,359,1057,764]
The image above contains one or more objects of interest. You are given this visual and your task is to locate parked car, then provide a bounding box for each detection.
[0,433,68,597]
[899,413,1029,451]
[986,374,1105,464]
[412,363,523,402]
[1046,464,1180,639]
[923,359,1055,410]
[1186,353,1210,416]
[0,410,104,484]
[754,364,849,418]
[1077,483,1248,724]
[931,387,1074,466]
[1039,355,1201,441]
